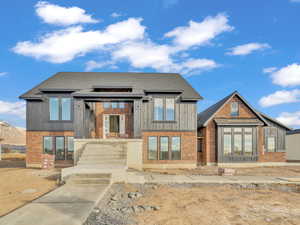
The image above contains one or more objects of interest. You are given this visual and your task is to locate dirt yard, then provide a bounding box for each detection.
[145,165,300,177]
[134,184,300,225]
[0,160,59,216]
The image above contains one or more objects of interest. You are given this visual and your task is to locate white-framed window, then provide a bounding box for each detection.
[154,97,175,121]
[231,102,239,116]
[154,98,164,120]
[49,97,71,121]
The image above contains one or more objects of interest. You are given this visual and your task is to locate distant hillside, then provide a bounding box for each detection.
[0,121,26,146]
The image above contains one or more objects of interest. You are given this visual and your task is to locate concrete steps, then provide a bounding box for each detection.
[66,173,111,185]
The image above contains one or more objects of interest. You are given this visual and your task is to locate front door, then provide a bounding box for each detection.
[103,114,125,138]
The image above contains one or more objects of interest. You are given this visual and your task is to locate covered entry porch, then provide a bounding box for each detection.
[73,95,143,140]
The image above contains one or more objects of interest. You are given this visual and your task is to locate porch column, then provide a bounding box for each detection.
[74,98,85,138]
[133,99,142,138]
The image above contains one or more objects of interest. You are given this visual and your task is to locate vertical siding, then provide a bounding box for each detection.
[27,99,74,131]
[141,97,197,131]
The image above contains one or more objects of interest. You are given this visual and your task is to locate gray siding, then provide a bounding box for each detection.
[141,97,197,131]
[287,133,300,161]
[26,98,74,131]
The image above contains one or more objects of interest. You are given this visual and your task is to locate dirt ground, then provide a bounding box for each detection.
[145,166,300,176]
[0,160,59,216]
[133,184,300,225]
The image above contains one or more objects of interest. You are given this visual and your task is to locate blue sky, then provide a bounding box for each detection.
[1,0,300,128]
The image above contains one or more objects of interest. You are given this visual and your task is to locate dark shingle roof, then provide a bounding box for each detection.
[197,91,268,127]
[20,72,202,100]
[197,92,233,127]
[258,112,292,131]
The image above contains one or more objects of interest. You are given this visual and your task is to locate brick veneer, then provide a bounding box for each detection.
[95,102,133,138]
[199,95,286,164]
[26,131,74,168]
[142,131,197,165]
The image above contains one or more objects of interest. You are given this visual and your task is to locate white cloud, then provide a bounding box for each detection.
[290,0,300,3]
[277,111,300,127]
[111,41,218,74]
[111,12,122,18]
[165,13,233,50]
[270,63,300,87]
[259,89,300,107]
[85,60,117,71]
[227,43,270,56]
[112,41,173,71]
[35,1,99,26]
[0,100,26,119]
[263,67,277,74]
[179,58,218,75]
[0,72,7,77]
[13,18,145,63]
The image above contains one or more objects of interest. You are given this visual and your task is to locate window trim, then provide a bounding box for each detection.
[171,136,181,160]
[148,136,158,160]
[159,136,169,160]
[48,96,73,122]
[230,102,239,117]
[153,97,176,122]
[43,136,74,160]
[43,136,54,155]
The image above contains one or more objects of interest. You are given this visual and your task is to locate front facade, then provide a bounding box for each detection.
[197,92,291,165]
[21,72,201,169]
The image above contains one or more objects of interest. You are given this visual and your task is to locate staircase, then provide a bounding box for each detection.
[62,140,128,184]
[77,142,127,168]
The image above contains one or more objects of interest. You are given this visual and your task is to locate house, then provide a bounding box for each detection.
[286,129,300,162]
[197,91,291,166]
[20,72,201,169]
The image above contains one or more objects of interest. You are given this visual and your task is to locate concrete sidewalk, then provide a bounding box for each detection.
[142,174,300,184]
[0,183,110,225]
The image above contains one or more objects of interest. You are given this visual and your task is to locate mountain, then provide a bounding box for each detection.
[0,121,26,145]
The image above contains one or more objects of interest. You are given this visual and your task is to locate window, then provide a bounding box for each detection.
[223,134,232,155]
[154,97,176,121]
[154,98,163,120]
[104,102,111,108]
[67,137,74,160]
[49,98,59,120]
[244,128,253,155]
[111,102,118,108]
[267,136,276,152]
[166,98,175,121]
[148,137,158,160]
[61,98,71,120]
[119,102,125,108]
[160,137,169,160]
[43,137,53,155]
[49,97,71,121]
[55,137,65,160]
[222,127,255,156]
[231,102,239,116]
[171,137,181,160]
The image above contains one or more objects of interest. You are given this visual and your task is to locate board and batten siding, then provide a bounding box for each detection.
[26,99,74,131]
[141,98,197,131]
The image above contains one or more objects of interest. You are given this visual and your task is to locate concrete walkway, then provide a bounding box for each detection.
[0,183,110,225]
[143,174,300,184]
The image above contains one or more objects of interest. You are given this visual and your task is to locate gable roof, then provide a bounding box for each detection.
[287,129,300,135]
[197,91,268,127]
[20,72,202,100]
[258,112,292,131]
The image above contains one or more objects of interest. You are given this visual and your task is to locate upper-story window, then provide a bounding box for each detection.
[231,102,239,116]
[49,97,71,121]
[154,98,164,120]
[103,102,125,109]
[154,97,175,121]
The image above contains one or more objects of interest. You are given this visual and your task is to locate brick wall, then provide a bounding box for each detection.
[26,131,74,168]
[216,96,257,119]
[142,131,197,165]
[95,102,133,138]
[200,95,286,164]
